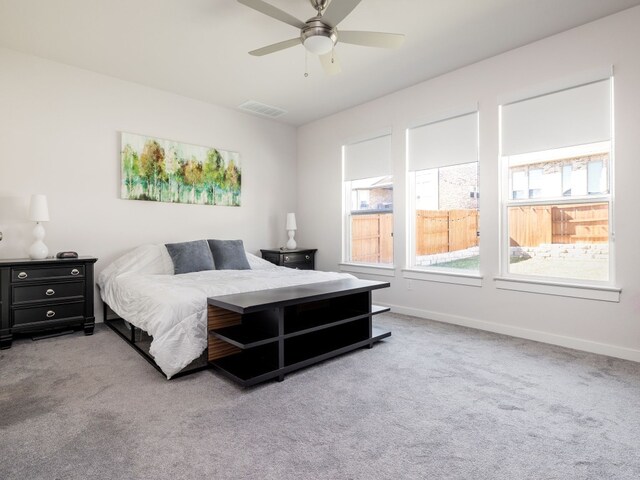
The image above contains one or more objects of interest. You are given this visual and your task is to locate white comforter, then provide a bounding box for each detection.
[98,244,354,378]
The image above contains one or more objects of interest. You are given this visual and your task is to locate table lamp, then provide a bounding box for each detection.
[286,212,297,250]
[28,194,49,259]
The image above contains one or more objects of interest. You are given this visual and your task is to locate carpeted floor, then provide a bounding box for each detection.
[1,313,639,480]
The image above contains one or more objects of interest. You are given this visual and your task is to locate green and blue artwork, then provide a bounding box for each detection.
[121,132,241,206]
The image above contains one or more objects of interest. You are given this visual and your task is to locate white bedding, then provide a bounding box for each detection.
[98,244,354,378]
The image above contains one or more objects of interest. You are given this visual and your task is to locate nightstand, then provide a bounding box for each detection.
[260,248,317,270]
[0,256,97,348]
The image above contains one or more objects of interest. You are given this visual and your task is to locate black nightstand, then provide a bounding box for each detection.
[260,248,317,270]
[0,256,97,348]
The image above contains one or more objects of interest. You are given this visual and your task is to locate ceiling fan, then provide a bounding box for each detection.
[237,0,405,74]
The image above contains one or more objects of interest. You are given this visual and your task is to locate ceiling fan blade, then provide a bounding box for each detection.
[321,0,362,28]
[339,30,405,48]
[249,38,301,56]
[237,0,306,29]
[319,51,341,75]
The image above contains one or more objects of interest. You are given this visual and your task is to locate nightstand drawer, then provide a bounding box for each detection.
[12,265,85,282]
[13,302,85,327]
[260,248,316,271]
[13,281,84,304]
[282,253,313,265]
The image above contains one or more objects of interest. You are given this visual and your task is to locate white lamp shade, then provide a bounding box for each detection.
[29,194,50,222]
[286,213,297,231]
[303,35,333,55]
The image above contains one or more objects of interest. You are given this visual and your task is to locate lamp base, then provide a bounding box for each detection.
[286,230,297,250]
[29,222,48,259]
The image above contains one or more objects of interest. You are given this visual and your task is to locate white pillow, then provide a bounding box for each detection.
[98,244,173,286]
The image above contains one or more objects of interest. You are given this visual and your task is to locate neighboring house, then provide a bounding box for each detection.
[415,162,479,211]
[351,175,393,212]
[509,152,609,199]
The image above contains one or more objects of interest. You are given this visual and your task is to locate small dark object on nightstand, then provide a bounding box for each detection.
[56,251,78,259]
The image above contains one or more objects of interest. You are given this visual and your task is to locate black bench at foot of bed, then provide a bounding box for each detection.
[206,278,391,387]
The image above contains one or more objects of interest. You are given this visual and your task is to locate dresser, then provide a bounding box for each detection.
[0,257,97,348]
[260,248,317,270]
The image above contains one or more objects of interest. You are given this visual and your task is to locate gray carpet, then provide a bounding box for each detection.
[1,314,639,480]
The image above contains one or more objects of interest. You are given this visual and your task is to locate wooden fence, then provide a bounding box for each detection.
[350,209,479,262]
[351,204,606,262]
[415,209,478,255]
[509,202,608,247]
[351,213,393,264]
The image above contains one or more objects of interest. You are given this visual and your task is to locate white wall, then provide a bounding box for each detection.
[297,7,640,361]
[0,47,298,317]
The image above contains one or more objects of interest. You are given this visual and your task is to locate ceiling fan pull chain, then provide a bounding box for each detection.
[304,50,309,77]
[331,46,335,64]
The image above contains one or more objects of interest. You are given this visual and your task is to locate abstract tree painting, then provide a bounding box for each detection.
[121,133,241,206]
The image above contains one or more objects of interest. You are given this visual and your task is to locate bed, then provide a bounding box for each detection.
[97,242,355,379]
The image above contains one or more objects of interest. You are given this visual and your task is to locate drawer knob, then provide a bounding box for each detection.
[46,310,56,318]
[70,268,80,276]
[305,255,310,260]
[45,288,55,296]
[18,272,28,279]
[284,256,289,261]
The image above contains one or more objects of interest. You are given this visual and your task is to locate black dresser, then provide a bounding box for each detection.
[0,257,97,348]
[260,248,317,270]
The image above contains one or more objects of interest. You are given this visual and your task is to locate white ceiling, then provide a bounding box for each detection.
[1,0,639,126]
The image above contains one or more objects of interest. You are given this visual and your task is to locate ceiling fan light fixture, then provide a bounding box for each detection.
[301,21,337,55]
[303,34,334,55]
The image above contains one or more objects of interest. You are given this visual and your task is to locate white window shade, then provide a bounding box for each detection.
[501,79,611,156]
[344,134,392,181]
[408,112,478,172]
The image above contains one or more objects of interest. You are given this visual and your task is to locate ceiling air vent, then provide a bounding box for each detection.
[239,100,287,119]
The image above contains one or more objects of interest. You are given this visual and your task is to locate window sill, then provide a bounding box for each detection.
[494,277,621,302]
[402,269,483,287]
[339,263,396,277]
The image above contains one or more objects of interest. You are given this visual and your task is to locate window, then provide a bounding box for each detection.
[407,111,479,273]
[343,134,393,265]
[500,78,613,283]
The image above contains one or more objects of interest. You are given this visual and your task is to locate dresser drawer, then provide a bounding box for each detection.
[12,281,84,304]
[13,302,85,327]
[12,264,84,282]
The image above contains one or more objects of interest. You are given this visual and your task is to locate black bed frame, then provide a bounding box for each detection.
[102,302,209,379]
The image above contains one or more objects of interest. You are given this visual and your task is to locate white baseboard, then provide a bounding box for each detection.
[381,303,640,363]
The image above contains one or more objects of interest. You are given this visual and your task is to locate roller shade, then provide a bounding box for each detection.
[501,79,611,156]
[408,112,478,172]
[343,134,392,181]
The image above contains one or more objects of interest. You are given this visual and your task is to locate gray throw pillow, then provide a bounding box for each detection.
[165,240,215,274]
[207,239,251,270]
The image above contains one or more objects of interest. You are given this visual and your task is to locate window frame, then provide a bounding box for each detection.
[405,110,481,278]
[498,75,616,289]
[341,133,395,268]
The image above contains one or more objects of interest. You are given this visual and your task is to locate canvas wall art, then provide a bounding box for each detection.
[121,132,241,206]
